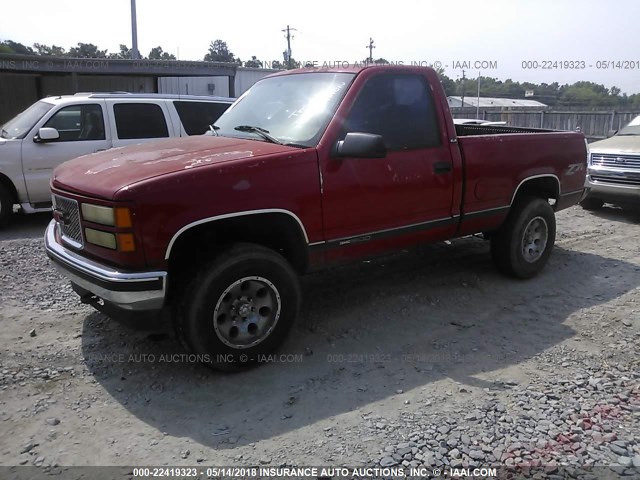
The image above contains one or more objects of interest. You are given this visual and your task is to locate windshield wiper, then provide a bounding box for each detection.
[234,125,283,145]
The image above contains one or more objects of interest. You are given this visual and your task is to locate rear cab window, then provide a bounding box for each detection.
[173,101,231,135]
[112,103,170,139]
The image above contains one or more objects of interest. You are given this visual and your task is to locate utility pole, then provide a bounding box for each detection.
[281,25,297,69]
[460,70,466,110]
[365,38,375,64]
[130,0,140,59]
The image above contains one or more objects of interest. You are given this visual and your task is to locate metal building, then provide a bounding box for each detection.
[157,67,280,98]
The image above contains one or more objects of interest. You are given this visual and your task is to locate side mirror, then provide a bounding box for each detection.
[335,132,386,158]
[34,127,60,143]
[606,129,617,138]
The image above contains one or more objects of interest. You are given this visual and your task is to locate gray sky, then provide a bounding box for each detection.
[3,0,640,94]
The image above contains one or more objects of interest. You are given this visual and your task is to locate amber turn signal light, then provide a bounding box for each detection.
[117,233,136,252]
[114,207,133,228]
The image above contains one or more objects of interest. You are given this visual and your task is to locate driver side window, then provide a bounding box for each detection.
[341,74,441,151]
[44,104,105,142]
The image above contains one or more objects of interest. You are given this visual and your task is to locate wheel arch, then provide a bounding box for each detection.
[511,174,560,208]
[166,210,310,299]
[0,173,19,204]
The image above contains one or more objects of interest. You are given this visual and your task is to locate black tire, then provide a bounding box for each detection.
[0,184,14,228]
[579,196,605,211]
[174,243,301,371]
[491,196,556,279]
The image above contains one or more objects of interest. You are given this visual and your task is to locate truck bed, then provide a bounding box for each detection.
[455,124,556,137]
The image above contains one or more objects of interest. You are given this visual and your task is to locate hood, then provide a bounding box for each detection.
[589,135,640,154]
[52,136,300,200]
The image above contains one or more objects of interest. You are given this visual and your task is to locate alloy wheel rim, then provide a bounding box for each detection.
[521,216,548,263]
[212,276,281,349]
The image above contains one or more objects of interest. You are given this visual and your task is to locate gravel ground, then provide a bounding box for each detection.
[0,207,639,478]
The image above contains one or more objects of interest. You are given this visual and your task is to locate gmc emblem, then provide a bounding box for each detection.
[53,208,67,225]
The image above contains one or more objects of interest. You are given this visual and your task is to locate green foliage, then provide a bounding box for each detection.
[108,44,133,59]
[68,42,108,58]
[33,43,66,56]
[204,39,238,63]
[0,40,35,55]
[148,46,176,60]
[443,74,635,108]
[244,56,263,68]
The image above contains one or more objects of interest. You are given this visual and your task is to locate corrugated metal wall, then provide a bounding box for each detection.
[0,73,39,124]
[157,68,279,98]
[42,75,156,96]
[158,76,229,96]
[0,74,157,124]
[234,68,278,96]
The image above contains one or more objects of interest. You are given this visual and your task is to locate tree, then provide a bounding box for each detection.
[373,58,389,65]
[203,39,237,63]
[148,46,176,60]
[244,55,263,68]
[269,60,285,69]
[68,42,107,58]
[33,43,66,56]
[108,44,133,59]
[0,40,35,55]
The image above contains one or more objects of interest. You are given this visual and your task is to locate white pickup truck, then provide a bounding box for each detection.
[0,93,234,227]
[581,114,640,210]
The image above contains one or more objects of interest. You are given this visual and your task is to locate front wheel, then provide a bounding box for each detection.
[491,197,556,279]
[174,243,301,371]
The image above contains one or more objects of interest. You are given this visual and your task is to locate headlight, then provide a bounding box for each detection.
[81,204,132,228]
[85,228,117,249]
[81,203,135,251]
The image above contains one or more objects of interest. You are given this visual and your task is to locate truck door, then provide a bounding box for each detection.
[21,101,111,206]
[319,72,456,259]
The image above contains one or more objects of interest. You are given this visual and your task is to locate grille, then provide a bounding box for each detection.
[591,154,640,169]
[53,194,83,247]
[591,175,640,186]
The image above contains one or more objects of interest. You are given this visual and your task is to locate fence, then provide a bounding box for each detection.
[451,107,640,141]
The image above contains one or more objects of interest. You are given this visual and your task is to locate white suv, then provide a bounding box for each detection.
[0,93,234,226]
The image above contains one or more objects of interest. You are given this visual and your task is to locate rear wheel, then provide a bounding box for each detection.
[579,196,604,211]
[0,184,14,228]
[491,196,556,279]
[174,243,301,371]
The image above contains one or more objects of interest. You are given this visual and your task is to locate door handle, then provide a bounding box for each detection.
[433,161,453,174]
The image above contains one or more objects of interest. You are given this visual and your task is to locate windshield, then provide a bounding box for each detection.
[1,101,54,140]
[617,115,640,136]
[214,72,355,147]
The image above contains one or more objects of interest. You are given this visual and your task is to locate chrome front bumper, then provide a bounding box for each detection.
[586,167,640,201]
[45,220,167,311]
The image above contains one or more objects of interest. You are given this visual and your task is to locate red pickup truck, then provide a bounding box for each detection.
[45,66,588,369]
